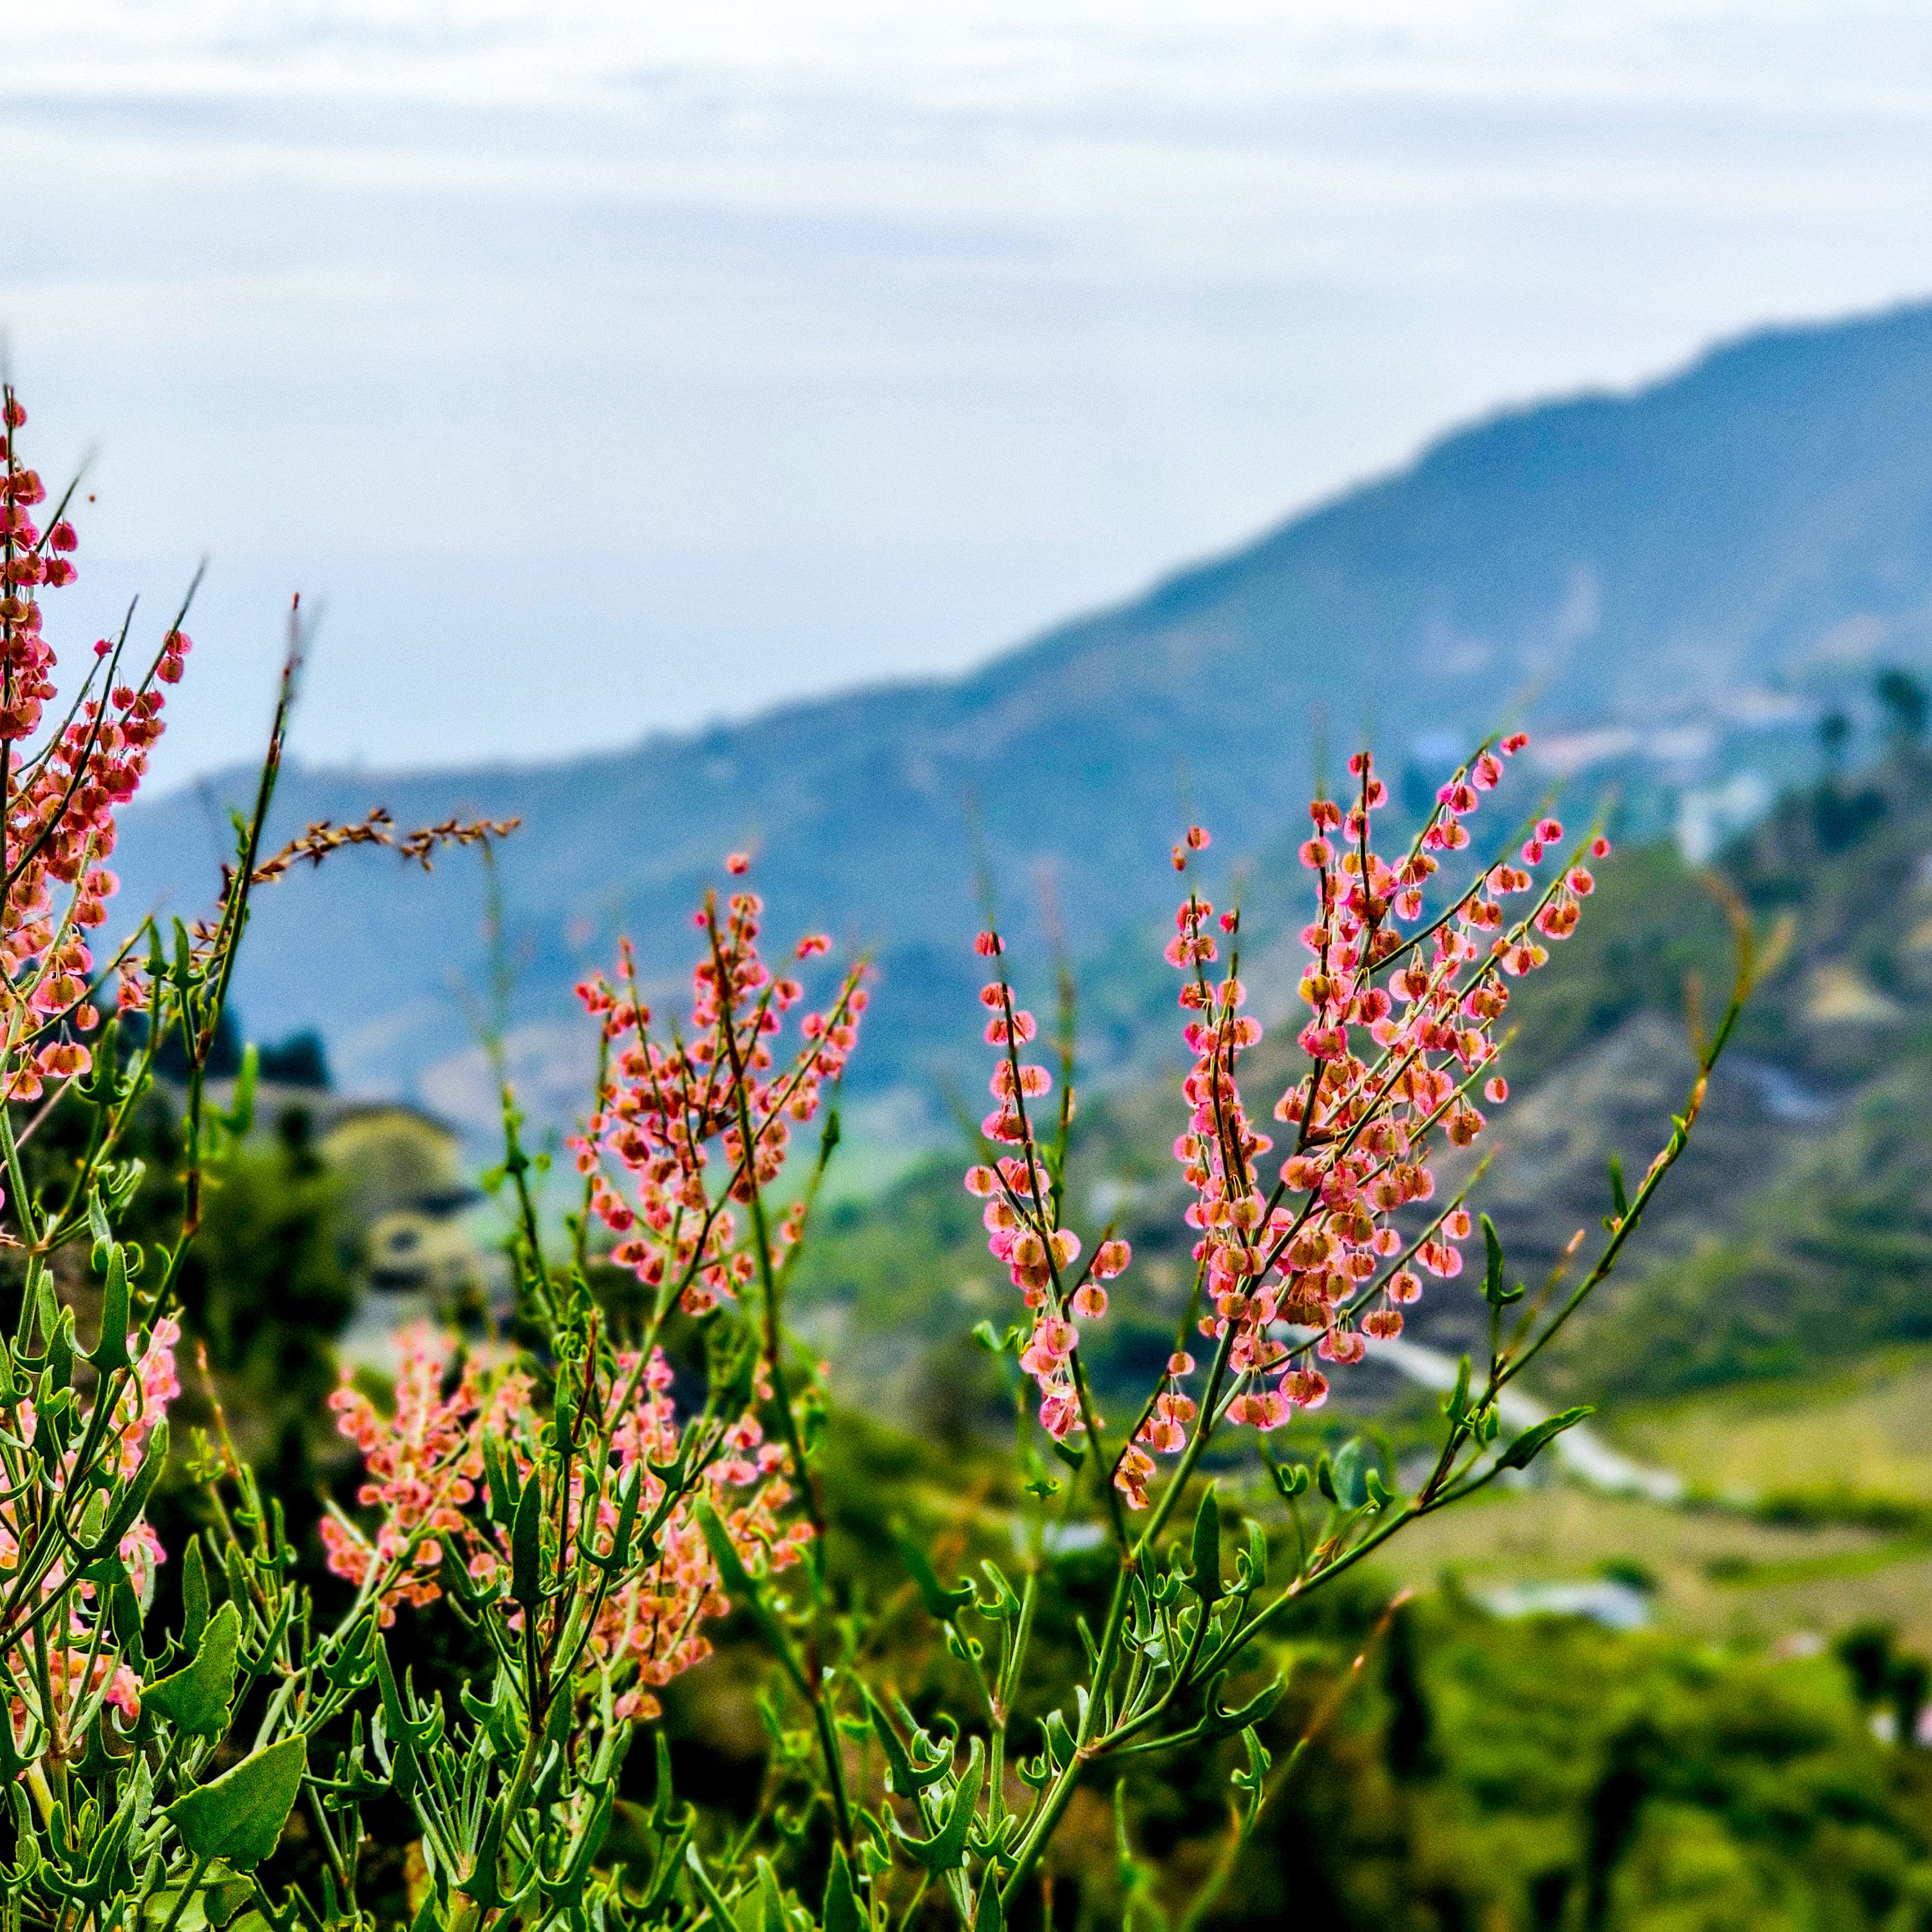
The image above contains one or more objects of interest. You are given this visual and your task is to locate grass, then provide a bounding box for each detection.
[1608,1345,1932,1505]
[1355,1482,1932,1651]
[1331,1348,1932,1651]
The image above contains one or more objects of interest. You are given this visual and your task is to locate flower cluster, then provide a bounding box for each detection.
[968,734,1610,1504]
[571,861,865,1315]
[321,1329,531,1625]
[323,1325,808,1719]
[581,1345,810,1721]
[964,944,1132,1471]
[0,1313,181,1745]
[0,393,174,1099]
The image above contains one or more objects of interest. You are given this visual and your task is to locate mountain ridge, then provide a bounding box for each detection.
[109,295,1932,1131]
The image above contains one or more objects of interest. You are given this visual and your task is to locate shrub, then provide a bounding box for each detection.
[0,390,1751,1931]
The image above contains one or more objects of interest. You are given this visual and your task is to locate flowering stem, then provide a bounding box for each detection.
[707,913,853,1854]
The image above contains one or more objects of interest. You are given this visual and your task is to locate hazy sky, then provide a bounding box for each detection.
[13,1,1932,782]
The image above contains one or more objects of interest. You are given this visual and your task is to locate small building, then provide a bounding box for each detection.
[196,1081,504,1374]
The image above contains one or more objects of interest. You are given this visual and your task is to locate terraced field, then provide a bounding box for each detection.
[1349,1351,1932,1651]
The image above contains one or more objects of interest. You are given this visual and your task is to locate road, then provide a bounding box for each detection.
[1371,1336,1686,1504]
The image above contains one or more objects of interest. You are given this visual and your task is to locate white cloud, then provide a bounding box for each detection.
[6,1,1932,779]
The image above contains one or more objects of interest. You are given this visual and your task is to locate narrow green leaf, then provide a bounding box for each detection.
[974,1875,1005,1932]
[91,1245,134,1383]
[456,1799,508,1908]
[822,1846,862,1932]
[1329,1439,1367,1510]
[372,1640,423,1801]
[683,1843,737,1931]
[1269,1460,1309,1501]
[1481,1215,1520,1307]
[890,1737,983,1873]
[1202,1672,1285,1741]
[83,1419,167,1560]
[510,1471,544,1611]
[86,1188,113,1268]
[182,1539,210,1655]
[694,1498,808,1695]
[1189,1484,1221,1605]
[1495,1406,1594,1473]
[225,1043,258,1136]
[1244,1515,1269,1590]
[860,1685,948,1794]
[601,1463,642,1573]
[896,1531,974,1624]
[166,1737,307,1870]
[755,1856,786,1932]
[482,1435,520,1530]
[111,1571,146,1670]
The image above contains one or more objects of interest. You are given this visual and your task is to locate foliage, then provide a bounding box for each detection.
[1210,1597,1932,1932]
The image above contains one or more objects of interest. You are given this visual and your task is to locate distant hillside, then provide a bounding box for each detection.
[786,740,1932,1428]
[111,298,1932,1137]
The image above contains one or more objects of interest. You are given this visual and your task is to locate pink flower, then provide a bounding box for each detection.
[967,726,1598,1459]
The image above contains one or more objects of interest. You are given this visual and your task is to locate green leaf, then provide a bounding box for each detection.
[1481,1215,1525,1306]
[1189,1484,1220,1605]
[890,1736,983,1873]
[82,1421,167,1560]
[596,1462,643,1576]
[1243,1515,1269,1590]
[457,1799,509,1908]
[141,1868,253,1932]
[166,1736,307,1870]
[1495,1406,1594,1473]
[90,1247,133,1374]
[510,1471,544,1611]
[372,1639,431,1801]
[1329,1439,1367,1511]
[86,1188,113,1272]
[48,1304,74,1393]
[974,1875,1005,1932]
[1202,1671,1285,1742]
[144,1601,242,1739]
[821,1845,862,1932]
[683,1844,738,1930]
[482,1435,520,1530]
[896,1531,974,1624]
[1268,1459,1310,1502]
[861,1685,949,1794]
[109,1568,146,1671]
[182,1539,210,1654]
[1440,1355,1472,1424]
[224,1043,258,1137]
[694,1498,809,1696]
[755,1857,786,1932]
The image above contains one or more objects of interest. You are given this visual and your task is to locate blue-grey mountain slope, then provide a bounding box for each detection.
[111,298,1932,1128]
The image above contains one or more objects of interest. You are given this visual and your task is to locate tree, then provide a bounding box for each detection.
[1876,666,1930,744]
